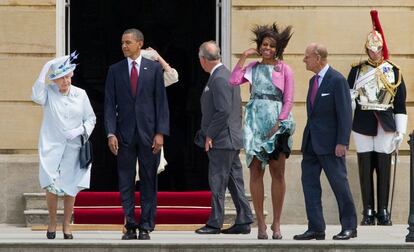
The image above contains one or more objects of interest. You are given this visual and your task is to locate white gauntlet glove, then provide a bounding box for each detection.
[350,89,358,111]
[392,132,404,149]
[63,125,84,140]
[394,114,408,150]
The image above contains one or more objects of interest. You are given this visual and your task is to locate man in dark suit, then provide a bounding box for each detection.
[194,41,253,235]
[293,43,357,241]
[104,28,169,240]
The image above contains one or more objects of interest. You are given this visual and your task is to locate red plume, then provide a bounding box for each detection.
[370,10,389,60]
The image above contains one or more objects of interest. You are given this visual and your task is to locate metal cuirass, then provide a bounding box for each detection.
[352,61,399,111]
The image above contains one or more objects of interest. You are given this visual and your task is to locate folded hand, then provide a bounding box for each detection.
[152,134,163,154]
[335,144,347,157]
[108,135,118,156]
[63,126,84,140]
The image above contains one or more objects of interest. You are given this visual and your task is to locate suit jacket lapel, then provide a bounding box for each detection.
[203,75,212,102]
[202,66,220,103]
[136,58,149,98]
[205,65,221,90]
[121,59,134,98]
[207,65,221,84]
[306,78,313,115]
[312,67,331,110]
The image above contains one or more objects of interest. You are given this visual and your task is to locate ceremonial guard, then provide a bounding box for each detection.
[347,10,407,226]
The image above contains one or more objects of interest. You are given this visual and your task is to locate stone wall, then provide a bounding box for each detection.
[231,0,414,152]
[0,0,55,224]
[0,0,55,151]
[0,154,40,224]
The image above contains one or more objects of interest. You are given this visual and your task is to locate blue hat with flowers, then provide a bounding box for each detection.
[48,51,79,80]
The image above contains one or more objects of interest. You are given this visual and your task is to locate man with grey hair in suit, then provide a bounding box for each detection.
[294,43,357,241]
[194,41,253,235]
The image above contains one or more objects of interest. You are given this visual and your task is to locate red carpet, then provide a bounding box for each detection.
[73,191,212,225]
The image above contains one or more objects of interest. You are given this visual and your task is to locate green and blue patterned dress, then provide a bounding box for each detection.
[244,64,295,168]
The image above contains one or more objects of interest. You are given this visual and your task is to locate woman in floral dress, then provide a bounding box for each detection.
[229,23,295,239]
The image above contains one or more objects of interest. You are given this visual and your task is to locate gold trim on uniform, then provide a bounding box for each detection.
[367,58,383,67]
[351,61,366,68]
[353,60,399,111]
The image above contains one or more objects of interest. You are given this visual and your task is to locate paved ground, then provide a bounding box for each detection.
[0,224,413,244]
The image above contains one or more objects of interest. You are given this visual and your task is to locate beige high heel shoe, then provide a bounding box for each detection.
[257,225,268,239]
[270,224,282,240]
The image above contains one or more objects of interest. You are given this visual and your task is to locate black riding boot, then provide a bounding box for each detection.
[357,152,376,225]
[376,152,392,226]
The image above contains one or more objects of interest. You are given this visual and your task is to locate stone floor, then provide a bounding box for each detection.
[0,224,414,252]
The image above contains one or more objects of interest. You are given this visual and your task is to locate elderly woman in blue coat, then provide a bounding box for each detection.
[31,53,96,239]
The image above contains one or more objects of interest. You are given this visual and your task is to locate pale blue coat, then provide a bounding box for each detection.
[31,81,96,196]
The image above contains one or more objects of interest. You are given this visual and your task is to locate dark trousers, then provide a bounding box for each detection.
[117,131,160,231]
[206,149,253,228]
[301,142,357,232]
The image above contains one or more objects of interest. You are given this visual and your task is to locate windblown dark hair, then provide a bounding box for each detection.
[252,23,293,60]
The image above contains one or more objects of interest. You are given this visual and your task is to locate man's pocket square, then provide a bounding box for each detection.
[321,93,330,96]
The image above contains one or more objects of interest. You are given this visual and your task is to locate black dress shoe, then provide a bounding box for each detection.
[360,209,376,225]
[122,229,137,240]
[138,230,150,240]
[293,230,325,240]
[332,229,357,240]
[221,224,251,234]
[195,225,221,234]
[360,215,376,225]
[376,209,392,226]
[46,231,56,239]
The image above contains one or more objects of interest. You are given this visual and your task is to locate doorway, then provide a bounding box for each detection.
[69,0,217,191]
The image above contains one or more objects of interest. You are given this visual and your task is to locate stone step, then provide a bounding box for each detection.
[224,192,253,209]
[0,225,414,252]
[23,193,64,210]
[30,223,219,231]
[0,243,412,252]
[24,192,257,210]
[23,192,266,227]
[23,208,250,228]
[23,209,65,227]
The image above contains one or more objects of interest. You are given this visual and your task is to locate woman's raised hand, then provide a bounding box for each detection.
[236,48,259,69]
[242,48,259,57]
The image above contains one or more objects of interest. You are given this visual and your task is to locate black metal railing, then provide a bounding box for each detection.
[406,130,414,242]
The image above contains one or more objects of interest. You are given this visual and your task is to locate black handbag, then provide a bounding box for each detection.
[80,135,93,169]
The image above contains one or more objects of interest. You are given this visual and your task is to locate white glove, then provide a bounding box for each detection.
[350,90,358,110]
[395,114,408,134]
[37,56,68,83]
[393,132,404,149]
[63,125,84,140]
[351,99,356,112]
[37,61,54,83]
[141,47,160,61]
[157,147,167,174]
[350,89,358,100]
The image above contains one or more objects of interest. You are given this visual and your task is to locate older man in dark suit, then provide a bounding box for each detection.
[194,41,253,235]
[104,28,169,240]
[293,43,357,241]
